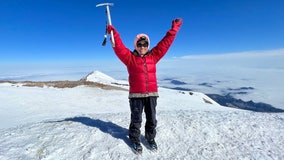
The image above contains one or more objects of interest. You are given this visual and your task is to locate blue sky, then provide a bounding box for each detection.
[1,0,284,64]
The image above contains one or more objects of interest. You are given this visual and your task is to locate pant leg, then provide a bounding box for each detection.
[129,98,144,143]
[144,97,157,140]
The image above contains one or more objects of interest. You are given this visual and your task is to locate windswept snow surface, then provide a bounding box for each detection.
[0,71,284,159]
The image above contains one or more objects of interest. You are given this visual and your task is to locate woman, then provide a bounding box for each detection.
[107,18,182,154]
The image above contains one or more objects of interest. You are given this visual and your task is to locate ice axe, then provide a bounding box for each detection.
[96,3,115,47]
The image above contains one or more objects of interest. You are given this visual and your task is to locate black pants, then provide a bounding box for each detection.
[129,97,157,143]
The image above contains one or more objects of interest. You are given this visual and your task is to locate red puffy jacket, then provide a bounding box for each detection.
[110,25,180,97]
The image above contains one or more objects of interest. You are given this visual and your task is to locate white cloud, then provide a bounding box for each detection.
[158,48,284,108]
[180,48,284,60]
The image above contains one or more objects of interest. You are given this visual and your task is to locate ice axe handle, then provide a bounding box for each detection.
[110,31,115,47]
[106,5,115,47]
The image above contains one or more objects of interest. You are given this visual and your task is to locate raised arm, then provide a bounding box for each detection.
[107,25,132,65]
[151,18,183,63]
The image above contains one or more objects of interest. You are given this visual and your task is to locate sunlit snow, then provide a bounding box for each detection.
[0,71,283,159]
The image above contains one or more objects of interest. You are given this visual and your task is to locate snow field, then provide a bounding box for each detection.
[0,110,283,159]
[0,71,284,159]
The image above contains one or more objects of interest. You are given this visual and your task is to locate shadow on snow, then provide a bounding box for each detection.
[52,117,131,147]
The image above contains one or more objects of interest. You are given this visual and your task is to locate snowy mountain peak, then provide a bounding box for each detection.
[82,70,115,84]
[81,70,129,89]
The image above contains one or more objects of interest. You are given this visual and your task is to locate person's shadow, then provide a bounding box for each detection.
[52,116,131,147]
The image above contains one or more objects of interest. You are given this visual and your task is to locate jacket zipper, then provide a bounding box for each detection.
[142,57,149,93]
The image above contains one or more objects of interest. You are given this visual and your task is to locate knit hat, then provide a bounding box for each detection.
[134,33,150,51]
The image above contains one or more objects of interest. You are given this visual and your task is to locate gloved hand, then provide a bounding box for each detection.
[107,25,116,34]
[171,18,182,32]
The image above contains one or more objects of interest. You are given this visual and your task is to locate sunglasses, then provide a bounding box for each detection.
[137,42,148,48]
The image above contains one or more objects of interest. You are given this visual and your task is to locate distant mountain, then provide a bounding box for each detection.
[207,94,284,112]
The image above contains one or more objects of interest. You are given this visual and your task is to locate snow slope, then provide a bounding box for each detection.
[0,71,284,159]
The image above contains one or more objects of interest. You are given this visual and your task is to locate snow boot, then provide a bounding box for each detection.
[131,142,143,155]
[147,139,158,151]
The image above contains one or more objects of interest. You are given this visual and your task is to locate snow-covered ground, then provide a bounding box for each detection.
[0,71,284,159]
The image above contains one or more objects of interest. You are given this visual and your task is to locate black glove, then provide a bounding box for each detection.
[172,18,183,32]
